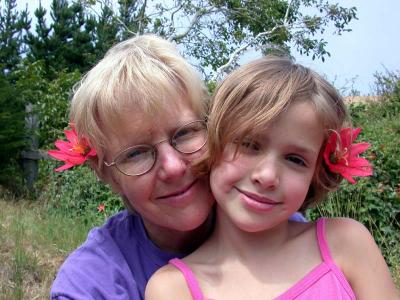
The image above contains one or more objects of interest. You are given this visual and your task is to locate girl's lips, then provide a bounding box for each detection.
[235,187,280,212]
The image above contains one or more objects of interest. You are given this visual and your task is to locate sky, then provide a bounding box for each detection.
[293,0,400,96]
[20,0,400,95]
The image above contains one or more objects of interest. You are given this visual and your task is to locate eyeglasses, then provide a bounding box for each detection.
[104,120,207,176]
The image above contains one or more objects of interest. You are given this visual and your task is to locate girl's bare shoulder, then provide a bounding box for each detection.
[145,263,192,300]
[324,217,399,298]
[323,217,375,254]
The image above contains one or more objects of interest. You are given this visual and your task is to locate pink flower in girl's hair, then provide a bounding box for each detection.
[323,127,373,184]
[47,124,96,172]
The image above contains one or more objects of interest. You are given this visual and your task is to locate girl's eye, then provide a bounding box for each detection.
[240,139,261,152]
[287,155,307,167]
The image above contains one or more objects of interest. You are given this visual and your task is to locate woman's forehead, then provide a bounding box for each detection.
[102,99,200,149]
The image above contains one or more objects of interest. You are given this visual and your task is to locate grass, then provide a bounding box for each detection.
[1,191,399,299]
[0,192,93,300]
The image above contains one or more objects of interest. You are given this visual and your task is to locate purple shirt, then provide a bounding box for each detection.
[51,210,184,299]
[50,210,306,299]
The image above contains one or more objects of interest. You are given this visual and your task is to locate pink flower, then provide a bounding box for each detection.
[323,127,373,184]
[97,203,105,213]
[47,125,96,172]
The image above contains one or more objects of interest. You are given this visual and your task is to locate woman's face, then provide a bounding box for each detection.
[101,98,214,236]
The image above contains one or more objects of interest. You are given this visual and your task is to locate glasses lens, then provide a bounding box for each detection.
[172,121,207,154]
[115,145,155,176]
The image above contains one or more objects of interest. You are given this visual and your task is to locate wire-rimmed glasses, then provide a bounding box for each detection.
[104,120,207,176]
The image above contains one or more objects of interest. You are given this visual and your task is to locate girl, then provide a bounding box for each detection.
[145,57,399,299]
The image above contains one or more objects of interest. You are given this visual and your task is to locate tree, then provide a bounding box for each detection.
[0,0,30,74]
[117,0,149,39]
[25,3,52,73]
[0,71,26,186]
[26,0,95,76]
[89,0,356,80]
[87,0,119,63]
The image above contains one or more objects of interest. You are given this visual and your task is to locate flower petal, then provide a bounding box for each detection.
[55,163,75,172]
[64,129,78,144]
[54,140,73,152]
[349,142,371,156]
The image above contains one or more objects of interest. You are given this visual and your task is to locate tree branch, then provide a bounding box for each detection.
[212,0,296,81]
[168,6,215,42]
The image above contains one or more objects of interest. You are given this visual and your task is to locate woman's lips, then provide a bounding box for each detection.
[235,187,280,212]
[156,180,198,206]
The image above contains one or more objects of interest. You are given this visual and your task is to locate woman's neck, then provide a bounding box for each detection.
[143,211,215,254]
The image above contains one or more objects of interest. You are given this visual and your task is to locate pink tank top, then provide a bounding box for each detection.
[169,218,356,300]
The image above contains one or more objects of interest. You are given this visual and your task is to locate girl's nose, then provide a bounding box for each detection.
[156,143,187,181]
[250,156,280,190]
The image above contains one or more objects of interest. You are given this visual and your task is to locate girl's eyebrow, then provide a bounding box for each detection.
[289,144,319,158]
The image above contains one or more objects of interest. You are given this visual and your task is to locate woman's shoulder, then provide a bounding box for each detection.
[51,210,157,299]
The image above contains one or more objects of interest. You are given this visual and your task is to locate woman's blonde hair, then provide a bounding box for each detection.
[203,56,350,209]
[70,34,208,168]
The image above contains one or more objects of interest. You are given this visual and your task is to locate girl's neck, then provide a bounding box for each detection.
[207,208,293,260]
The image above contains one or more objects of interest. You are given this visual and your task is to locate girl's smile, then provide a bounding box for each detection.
[210,101,324,232]
[235,187,281,212]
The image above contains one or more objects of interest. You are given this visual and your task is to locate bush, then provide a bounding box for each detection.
[0,73,26,189]
[38,159,124,226]
[14,60,81,148]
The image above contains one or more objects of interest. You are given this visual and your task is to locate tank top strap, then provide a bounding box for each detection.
[316,218,334,263]
[169,258,205,300]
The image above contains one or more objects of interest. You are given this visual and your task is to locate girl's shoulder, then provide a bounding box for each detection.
[323,217,374,250]
[323,217,400,298]
[145,262,193,300]
[322,217,376,262]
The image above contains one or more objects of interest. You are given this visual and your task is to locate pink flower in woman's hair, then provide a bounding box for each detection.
[47,126,96,172]
[323,127,373,184]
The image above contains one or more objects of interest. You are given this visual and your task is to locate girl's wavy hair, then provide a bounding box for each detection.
[197,56,350,210]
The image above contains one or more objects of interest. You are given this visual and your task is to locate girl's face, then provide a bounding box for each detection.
[210,101,324,232]
[101,98,214,236]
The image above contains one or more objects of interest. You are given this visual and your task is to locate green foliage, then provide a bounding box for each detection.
[38,160,124,225]
[308,73,400,268]
[25,0,95,76]
[0,0,30,74]
[13,60,81,147]
[36,69,81,146]
[89,3,119,63]
[0,73,26,187]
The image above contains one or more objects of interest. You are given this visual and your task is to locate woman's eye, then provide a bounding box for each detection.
[175,128,191,139]
[124,147,151,161]
[287,155,307,167]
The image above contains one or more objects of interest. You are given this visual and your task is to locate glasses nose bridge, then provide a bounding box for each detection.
[153,136,174,150]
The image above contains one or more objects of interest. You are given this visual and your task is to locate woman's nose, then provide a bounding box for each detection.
[250,156,280,190]
[156,143,187,181]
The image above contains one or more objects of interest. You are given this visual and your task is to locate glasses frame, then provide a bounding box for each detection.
[103,120,207,176]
